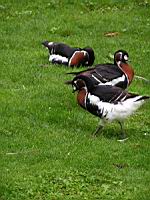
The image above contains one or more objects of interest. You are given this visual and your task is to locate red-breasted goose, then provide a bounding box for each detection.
[42,41,95,67]
[71,76,149,140]
[66,50,134,89]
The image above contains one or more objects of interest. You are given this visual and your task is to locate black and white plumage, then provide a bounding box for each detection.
[42,41,95,67]
[72,77,149,140]
[66,50,134,89]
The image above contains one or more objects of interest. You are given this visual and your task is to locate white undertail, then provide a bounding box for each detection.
[88,94,146,122]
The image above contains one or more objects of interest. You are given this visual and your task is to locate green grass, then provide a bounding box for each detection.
[0,0,150,199]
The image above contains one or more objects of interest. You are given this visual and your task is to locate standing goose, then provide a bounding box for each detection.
[42,41,95,67]
[66,50,134,89]
[71,76,149,140]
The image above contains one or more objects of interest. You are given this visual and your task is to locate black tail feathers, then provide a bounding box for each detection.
[66,67,95,75]
[136,95,150,102]
[66,71,81,75]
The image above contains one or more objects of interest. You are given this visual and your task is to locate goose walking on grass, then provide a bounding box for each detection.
[42,41,95,67]
[66,50,134,89]
[71,76,149,141]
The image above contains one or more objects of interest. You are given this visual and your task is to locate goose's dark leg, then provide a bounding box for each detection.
[92,120,104,137]
[117,121,128,141]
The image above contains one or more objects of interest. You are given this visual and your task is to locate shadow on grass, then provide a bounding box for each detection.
[83,126,143,140]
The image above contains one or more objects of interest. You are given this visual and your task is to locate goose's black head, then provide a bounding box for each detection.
[72,79,86,92]
[114,50,129,64]
[72,75,94,92]
[82,47,95,66]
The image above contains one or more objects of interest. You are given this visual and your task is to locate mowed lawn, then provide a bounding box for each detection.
[0,0,150,199]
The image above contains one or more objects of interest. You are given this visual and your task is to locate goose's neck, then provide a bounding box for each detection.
[77,88,87,109]
[117,61,134,85]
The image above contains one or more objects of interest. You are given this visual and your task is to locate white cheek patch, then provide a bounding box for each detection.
[124,55,128,61]
[48,42,54,46]
[73,81,77,90]
[73,85,77,90]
